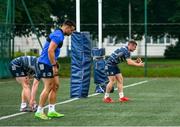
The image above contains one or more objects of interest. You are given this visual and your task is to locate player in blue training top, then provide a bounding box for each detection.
[9,56,40,112]
[103,41,144,103]
[35,20,75,120]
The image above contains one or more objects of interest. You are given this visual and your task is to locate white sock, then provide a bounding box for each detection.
[36,106,43,113]
[119,92,124,98]
[20,102,27,109]
[48,104,55,112]
[104,93,110,99]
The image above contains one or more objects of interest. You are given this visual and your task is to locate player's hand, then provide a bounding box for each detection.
[136,57,142,63]
[52,65,59,76]
[24,76,30,84]
[139,62,144,67]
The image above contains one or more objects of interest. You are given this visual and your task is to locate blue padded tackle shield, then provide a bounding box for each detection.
[92,48,109,93]
[70,32,91,98]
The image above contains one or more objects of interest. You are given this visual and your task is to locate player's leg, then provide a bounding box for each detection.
[48,63,60,105]
[16,76,31,111]
[48,76,59,105]
[35,63,54,120]
[38,78,53,109]
[103,76,116,103]
[29,78,39,112]
[116,74,129,102]
[9,64,30,111]
[35,78,53,120]
[115,73,123,94]
[47,76,64,118]
[103,65,119,103]
[106,76,116,94]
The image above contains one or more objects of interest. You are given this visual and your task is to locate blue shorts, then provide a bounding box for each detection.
[9,63,27,77]
[105,65,121,76]
[38,62,54,78]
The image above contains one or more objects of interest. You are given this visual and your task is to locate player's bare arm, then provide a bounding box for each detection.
[48,41,58,75]
[48,41,58,65]
[30,78,39,108]
[126,58,144,67]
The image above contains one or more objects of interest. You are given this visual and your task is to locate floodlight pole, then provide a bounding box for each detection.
[98,0,102,48]
[76,0,80,32]
[144,0,147,77]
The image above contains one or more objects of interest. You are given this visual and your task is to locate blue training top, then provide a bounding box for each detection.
[106,46,131,66]
[10,56,40,80]
[38,29,64,66]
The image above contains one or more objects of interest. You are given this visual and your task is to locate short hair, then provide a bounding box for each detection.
[63,20,76,28]
[128,40,137,45]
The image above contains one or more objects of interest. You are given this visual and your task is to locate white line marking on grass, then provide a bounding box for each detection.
[88,80,148,97]
[0,80,148,121]
[0,112,26,120]
[123,80,148,88]
[44,98,80,108]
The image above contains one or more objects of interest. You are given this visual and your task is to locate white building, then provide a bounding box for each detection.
[103,35,177,57]
[14,34,177,57]
[14,34,70,57]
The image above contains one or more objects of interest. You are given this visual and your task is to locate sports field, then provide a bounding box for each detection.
[0,78,180,126]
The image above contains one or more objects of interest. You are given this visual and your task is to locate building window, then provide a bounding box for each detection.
[159,35,164,44]
[146,36,151,43]
[152,36,158,44]
[166,35,171,43]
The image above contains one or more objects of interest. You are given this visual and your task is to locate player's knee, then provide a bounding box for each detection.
[44,83,53,92]
[49,83,54,89]
[52,83,59,91]
[120,76,123,82]
[22,83,30,89]
[109,78,116,84]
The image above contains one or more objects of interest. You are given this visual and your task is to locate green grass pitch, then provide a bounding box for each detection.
[0,78,180,126]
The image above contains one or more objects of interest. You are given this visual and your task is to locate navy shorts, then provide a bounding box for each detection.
[38,62,54,78]
[105,65,121,76]
[9,63,27,77]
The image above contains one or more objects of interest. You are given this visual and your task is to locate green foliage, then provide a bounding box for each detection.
[168,0,180,23]
[57,57,71,63]
[14,0,52,36]
[49,0,75,22]
[57,57,71,77]
[8,0,180,39]
[147,0,180,37]
[14,51,25,58]
[164,41,180,58]
[13,51,39,58]
[58,58,180,77]
[26,51,39,57]
[120,59,180,77]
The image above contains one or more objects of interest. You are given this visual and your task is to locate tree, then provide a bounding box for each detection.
[14,0,53,36]
[164,42,180,58]
[147,0,179,37]
[49,0,76,22]
[9,0,180,41]
[163,0,180,58]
